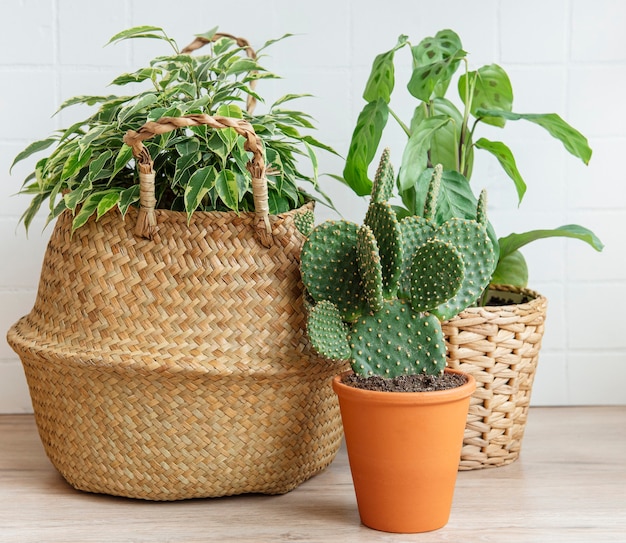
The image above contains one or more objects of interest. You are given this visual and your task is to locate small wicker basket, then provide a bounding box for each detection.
[443,285,547,470]
[8,113,344,500]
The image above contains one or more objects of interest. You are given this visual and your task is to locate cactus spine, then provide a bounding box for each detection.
[301,152,496,377]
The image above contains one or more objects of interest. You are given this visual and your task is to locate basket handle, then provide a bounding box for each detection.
[123,114,272,246]
[180,33,258,114]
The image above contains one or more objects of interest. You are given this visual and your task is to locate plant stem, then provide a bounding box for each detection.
[423,101,434,168]
[459,58,472,177]
[389,108,411,137]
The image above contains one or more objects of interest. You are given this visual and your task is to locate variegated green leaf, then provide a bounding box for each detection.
[184,166,217,219]
[215,169,239,210]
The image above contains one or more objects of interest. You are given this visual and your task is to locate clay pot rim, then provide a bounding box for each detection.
[332,367,476,406]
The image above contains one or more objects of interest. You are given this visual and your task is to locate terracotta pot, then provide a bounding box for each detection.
[332,368,476,533]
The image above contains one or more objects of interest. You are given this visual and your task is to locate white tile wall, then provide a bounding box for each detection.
[568,353,626,404]
[530,352,569,406]
[570,0,626,62]
[566,210,624,282]
[0,0,624,411]
[566,283,626,351]
[0,290,38,359]
[0,143,38,216]
[0,360,32,413]
[0,0,56,65]
[57,0,130,66]
[567,138,626,210]
[0,219,50,289]
[0,71,58,140]
[500,0,569,64]
[568,66,626,138]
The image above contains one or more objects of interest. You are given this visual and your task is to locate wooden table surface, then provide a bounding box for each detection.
[1,407,625,543]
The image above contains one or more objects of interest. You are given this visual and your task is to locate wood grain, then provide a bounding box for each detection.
[1,407,625,542]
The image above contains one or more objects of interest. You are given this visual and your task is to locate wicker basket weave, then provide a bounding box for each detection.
[7,114,344,500]
[442,285,548,470]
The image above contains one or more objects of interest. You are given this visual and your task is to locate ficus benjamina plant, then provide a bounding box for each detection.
[298,150,495,377]
[341,29,603,288]
[11,26,338,232]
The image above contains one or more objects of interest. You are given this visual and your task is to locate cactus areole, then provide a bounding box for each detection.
[301,152,496,385]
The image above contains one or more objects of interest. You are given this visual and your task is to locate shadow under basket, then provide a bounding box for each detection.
[7,204,344,500]
[442,285,548,470]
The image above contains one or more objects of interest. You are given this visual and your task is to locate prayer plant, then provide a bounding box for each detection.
[341,29,603,288]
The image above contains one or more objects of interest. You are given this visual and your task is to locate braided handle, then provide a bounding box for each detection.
[180,33,258,114]
[123,114,272,246]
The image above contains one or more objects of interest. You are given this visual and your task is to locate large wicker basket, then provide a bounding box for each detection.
[443,285,548,470]
[7,115,344,500]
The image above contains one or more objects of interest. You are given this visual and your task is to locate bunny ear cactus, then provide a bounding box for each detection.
[422,164,443,221]
[306,301,352,362]
[348,301,446,377]
[364,202,403,297]
[356,225,385,313]
[300,220,368,322]
[400,168,495,320]
[294,209,315,237]
[397,165,441,297]
[371,147,395,203]
[301,152,495,378]
[409,240,464,313]
[429,217,495,320]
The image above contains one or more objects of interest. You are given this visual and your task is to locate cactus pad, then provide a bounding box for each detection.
[371,147,395,203]
[347,299,447,377]
[307,300,351,361]
[301,156,496,378]
[397,216,436,298]
[301,220,367,322]
[423,164,443,221]
[356,224,384,313]
[476,188,488,227]
[364,201,403,297]
[294,209,315,237]
[431,218,495,320]
[409,240,464,313]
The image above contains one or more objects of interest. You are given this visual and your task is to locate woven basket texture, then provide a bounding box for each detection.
[443,285,547,470]
[7,202,345,500]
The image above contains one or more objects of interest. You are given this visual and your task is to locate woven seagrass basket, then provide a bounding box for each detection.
[442,285,548,470]
[7,114,344,500]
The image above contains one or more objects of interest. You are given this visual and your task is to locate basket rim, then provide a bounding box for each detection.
[483,284,546,310]
[149,198,315,223]
[86,198,314,230]
[443,284,547,327]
